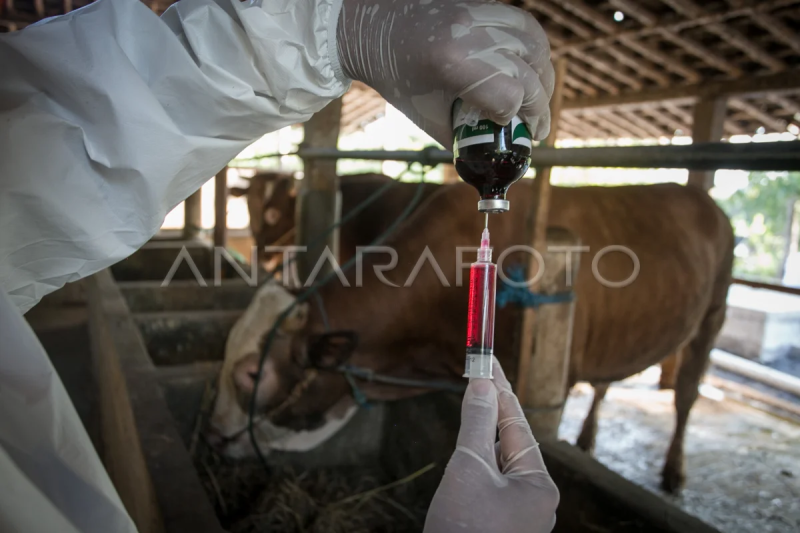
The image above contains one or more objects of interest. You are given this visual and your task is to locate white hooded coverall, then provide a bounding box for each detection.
[0,0,349,530]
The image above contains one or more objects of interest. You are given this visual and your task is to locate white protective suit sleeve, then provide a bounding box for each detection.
[0,0,347,531]
[0,289,136,533]
[0,0,350,314]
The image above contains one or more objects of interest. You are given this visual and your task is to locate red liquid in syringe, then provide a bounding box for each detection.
[464,228,496,379]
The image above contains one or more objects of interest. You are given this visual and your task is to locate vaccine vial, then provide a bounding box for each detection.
[452,99,533,214]
[464,228,497,379]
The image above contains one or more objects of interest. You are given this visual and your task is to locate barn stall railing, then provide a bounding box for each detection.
[289,140,800,171]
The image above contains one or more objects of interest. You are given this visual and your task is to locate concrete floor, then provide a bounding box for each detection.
[560,367,800,533]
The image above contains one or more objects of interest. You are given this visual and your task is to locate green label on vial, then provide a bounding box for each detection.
[453,99,532,150]
[454,119,495,149]
[511,116,532,149]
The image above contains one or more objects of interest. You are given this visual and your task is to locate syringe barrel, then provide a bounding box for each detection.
[464,259,497,379]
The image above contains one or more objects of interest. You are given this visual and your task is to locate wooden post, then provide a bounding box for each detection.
[687,95,728,191]
[523,228,581,438]
[183,189,202,240]
[296,98,343,283]
[214,167,228,249]
[516,57,568,403]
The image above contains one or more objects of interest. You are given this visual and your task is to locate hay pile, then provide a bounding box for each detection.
[194,441,432,533]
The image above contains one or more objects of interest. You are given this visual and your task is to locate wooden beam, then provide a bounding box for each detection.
[553,0,800,56]
[567,51,642,90]
[517,57,567,403]
[560,112,608,139]
[548,0,701,82]
[617,35,700,82]
[722,120,748,137]
[608,0,658,27]
[556,121,584,138]
[183,188,202,240]
[618,109,670,138]
[733,276,800,297]
[296,97,343,283]
[552,0,615,34]
[639,108,688,135]
[608,0,741,78]
[750,11,800,56]
[578,111,638,138]
[729,98,789,132]
[659,0,785,71]
[564,75,598,97]
[522,228,580,438]
[657,30,743,77]
[662,102,693,124]
[568,61,620,95]
[524,0,594,39]
[766,94,800,117]
[604,47,671,87]
[213,167,228,249]
[688,96,728,190]
[563,70,800,110]
[596,111,653,138]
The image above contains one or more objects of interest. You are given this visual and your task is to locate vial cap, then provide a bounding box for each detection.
[478,199,510,213]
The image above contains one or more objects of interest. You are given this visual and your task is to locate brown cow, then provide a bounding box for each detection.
[209,179,734,493]
[229,173,439,267]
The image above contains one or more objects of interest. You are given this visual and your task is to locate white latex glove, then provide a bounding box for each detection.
[335,0,554,146]
[424,358,559,533]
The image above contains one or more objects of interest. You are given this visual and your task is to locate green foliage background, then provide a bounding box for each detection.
[716,172,800,281]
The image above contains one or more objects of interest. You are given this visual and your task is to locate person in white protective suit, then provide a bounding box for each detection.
[0,0,559,531]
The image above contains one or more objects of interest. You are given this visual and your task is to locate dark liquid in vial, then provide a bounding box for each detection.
[454,123,531,202]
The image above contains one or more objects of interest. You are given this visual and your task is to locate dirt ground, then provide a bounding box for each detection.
[559,367,800,533]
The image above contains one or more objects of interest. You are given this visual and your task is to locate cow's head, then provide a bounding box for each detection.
[206,282,359,458]
[230,173,298,261]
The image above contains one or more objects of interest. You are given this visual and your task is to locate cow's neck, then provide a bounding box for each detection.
[306,185,486,387]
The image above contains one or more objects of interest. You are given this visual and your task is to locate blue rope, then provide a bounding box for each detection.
[343,372,372,409]
[496,264,575,309]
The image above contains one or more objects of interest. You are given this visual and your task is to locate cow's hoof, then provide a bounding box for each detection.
[660,464,685,493]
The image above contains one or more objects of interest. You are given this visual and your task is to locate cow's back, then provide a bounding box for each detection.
[540,183,733,382]
[491,182,732,382]
[339,175,440,260]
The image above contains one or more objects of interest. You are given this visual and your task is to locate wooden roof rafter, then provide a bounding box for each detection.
[548,0,703,82]
[729,98,789,132]
[551,0,800,55]
[658,0,786,72]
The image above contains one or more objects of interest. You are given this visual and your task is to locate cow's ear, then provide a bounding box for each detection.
[307,331,359,369]
[229,186,249,197]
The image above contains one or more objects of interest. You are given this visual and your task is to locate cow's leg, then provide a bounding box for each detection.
[658,351,682,390]
[576,382,609,453]
[662,301,727,492]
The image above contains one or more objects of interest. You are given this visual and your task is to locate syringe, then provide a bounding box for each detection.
[464,224,497,379]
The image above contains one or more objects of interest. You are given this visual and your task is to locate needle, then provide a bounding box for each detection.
[484,213,489,229]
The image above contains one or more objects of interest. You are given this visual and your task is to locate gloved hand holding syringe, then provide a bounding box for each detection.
[453,100,534,380]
